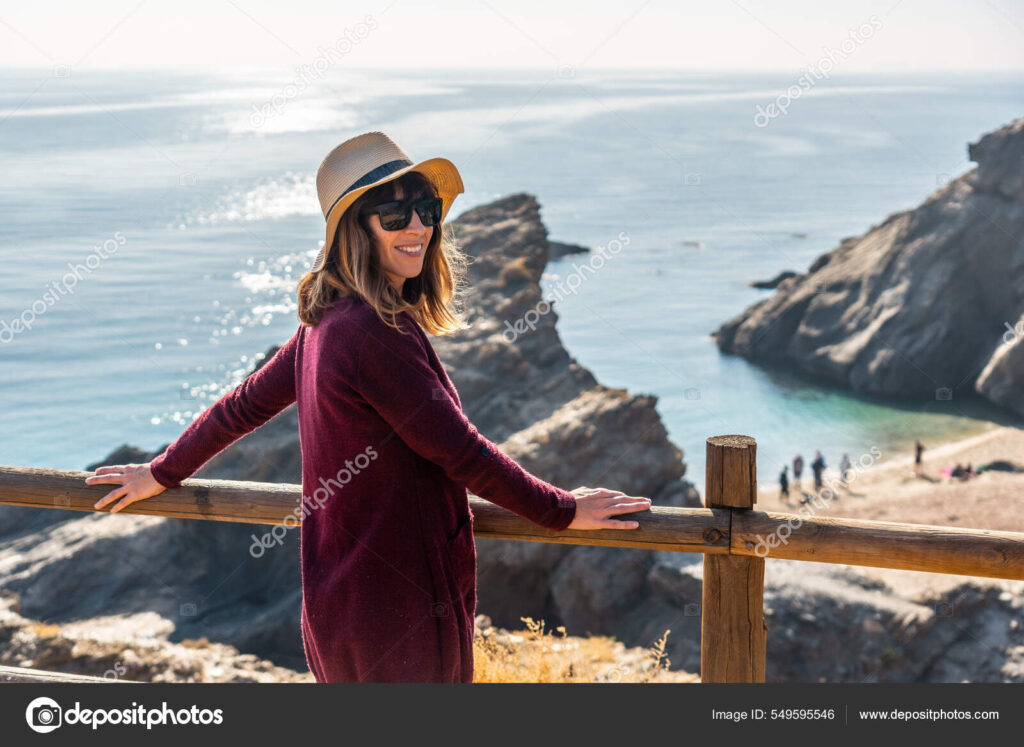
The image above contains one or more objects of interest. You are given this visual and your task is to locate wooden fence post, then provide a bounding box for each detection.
[701,434,766,682]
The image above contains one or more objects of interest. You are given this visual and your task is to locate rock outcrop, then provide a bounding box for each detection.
[714,117,1024,413]
[0,589,696,683]
[749,271,797,289]
[0,589,311,682]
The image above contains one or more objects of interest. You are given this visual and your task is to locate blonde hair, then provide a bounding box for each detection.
[297,171,470,335]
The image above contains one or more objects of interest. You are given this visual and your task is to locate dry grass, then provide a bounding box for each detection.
[180,637,211,649]
[473,617,697,683]
[29,623,60,637]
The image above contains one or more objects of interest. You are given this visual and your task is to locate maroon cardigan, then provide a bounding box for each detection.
[149,294,577,682]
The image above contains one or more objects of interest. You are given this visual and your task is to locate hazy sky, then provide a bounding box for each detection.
[1,0,1022,72]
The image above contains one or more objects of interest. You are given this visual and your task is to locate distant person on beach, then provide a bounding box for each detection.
[811,450,826,491]
[779,465,790,501]
[915,440,925,474]
[839,453,852,484]
[951,463,965,479]
[793,454,804,491]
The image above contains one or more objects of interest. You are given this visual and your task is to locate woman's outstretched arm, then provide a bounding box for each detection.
[348,314,649,532]
[87,327,301,511]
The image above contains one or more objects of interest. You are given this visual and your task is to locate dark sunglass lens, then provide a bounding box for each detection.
[378,202,410,230]
[415,197,442,227]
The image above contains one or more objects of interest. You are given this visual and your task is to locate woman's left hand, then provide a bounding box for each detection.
[565,487,651,530]
[86,463,167,513]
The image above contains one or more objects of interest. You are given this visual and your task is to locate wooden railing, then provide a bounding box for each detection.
[1,434,1022,683]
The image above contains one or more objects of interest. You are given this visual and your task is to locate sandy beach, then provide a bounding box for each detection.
[753,424,1024,596]
[757,424,1024,532]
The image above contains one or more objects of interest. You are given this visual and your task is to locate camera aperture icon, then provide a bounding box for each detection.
[26,697,62,733]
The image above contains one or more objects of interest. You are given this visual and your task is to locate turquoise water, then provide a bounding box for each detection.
[1,67,1021,487]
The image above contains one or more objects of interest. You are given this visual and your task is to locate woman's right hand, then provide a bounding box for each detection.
[85,463,167,513]
[566,487,651,530]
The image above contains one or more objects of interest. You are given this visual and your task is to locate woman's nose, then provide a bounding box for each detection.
[401,212,432,241]
[406,209,426,232]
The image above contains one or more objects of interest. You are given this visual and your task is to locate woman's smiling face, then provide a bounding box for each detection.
[364,182,433,293]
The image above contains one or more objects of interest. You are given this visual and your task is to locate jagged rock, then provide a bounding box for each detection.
[969,117,1024,200]
[976,312,1024,416]
[762,562,1024,682]
[749,271,798,289]
[548,240,590,260]
[0,589,310,682]
[85,444,161,471]
[714,117,1024,407]
[549,545,652,634]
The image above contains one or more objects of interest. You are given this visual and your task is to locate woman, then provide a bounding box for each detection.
[84,131,651,683]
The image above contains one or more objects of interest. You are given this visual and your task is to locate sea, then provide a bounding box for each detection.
[2,66,1021,489]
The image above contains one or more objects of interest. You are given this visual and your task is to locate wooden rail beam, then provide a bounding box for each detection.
[2,464,1023,578]
[0,466,731,555]
[733,511,1024,581]
[0,665,133,683]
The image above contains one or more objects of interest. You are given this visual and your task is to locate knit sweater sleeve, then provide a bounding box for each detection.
[148,328,301,489]
[349,314,577,532]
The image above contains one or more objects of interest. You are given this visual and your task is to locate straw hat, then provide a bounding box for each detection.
[311,131,465,273]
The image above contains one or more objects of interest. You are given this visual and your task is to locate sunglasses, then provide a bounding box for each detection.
[359,196,443,231]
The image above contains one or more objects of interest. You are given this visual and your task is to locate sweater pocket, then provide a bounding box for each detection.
[443,515,476,600]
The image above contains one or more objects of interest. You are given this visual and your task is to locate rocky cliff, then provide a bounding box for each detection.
[714,117,1024,414]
